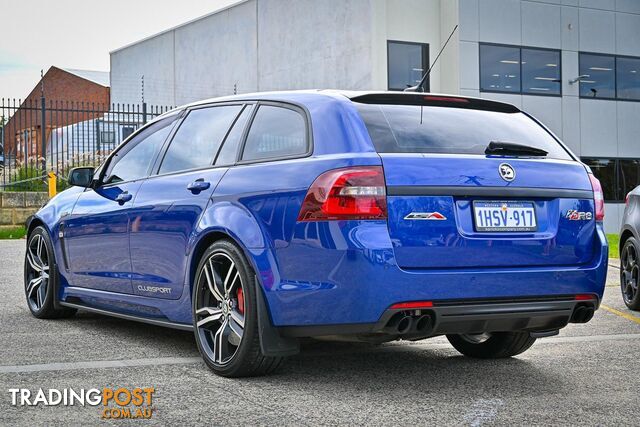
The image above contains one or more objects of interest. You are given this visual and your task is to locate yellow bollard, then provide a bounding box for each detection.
[48,171,57,198]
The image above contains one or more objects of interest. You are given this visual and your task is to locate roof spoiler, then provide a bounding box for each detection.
[349,93,520,114]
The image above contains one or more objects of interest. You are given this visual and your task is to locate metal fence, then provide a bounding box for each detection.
[0,98,172,191]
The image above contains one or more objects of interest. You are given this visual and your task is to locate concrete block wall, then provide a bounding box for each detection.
[0,193,48,227]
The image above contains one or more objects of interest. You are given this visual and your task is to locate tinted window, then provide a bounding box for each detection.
[617,57,640,100]
[387,41,429,91]
[241,106,307,161]
[215,105,253,166]
[521,48,561,95]
[356,103,571,160]
[480,44,521,93]
[159,105,242,174]
[582,158,617,202]
[104,116,176,184]
[579,53,615,99]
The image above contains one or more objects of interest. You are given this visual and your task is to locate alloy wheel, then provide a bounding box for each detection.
[25,234,50,312]
[195,252,246,366]
[621,243,639,304]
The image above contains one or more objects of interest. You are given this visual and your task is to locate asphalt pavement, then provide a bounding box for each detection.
[0,239,639,426]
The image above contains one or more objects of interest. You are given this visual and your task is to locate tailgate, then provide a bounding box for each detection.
[382,155,595,269]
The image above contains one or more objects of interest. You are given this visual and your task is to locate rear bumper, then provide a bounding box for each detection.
[265,221,608,327]
[279,297,598,337]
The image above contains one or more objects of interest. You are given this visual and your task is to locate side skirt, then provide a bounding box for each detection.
[59,301,193,331]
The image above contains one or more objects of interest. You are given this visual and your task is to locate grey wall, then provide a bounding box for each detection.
[457,0,640,233]
[110,0,375,106]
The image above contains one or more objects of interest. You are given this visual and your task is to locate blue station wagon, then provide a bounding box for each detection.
[24,91,608,377]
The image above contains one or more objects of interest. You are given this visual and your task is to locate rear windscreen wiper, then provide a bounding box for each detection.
[485,141,548,157]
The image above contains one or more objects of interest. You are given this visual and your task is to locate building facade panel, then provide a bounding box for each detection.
[174,0,258,105]
[522,2,562,49]
[578,8,616,53]
[110,31,175,106]
[522,95,563,137]
[617,102,640,158]
[580,99,618,156]
[615,12,640,56]
[561,5,580,51]
[478,0,522,45]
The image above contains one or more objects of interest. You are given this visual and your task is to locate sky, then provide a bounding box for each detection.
[0,0,239,100]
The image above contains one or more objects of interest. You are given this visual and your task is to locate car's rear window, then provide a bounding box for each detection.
[355,103,572,160]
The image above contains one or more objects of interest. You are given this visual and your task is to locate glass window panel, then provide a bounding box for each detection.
[619,159,640,200]
[617,57,640,101]
[159,105,242,175]
[480,44,521,93]
[582,158,617,202]
[104,116,176,184]
[387,41,428,91]
[521,48,561,95]
[579,54,615,99]
[242,106,306,161]
[356,103,572,160]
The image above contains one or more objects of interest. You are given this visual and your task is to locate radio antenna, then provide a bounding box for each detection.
[405,24,458,93]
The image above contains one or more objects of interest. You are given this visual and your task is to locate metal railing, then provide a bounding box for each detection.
[0,98,172,191]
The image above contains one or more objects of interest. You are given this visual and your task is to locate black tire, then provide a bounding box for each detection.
[446,332,536,358]
[620,237,640,310]
[24,226,76,319]
[192,239,283,377]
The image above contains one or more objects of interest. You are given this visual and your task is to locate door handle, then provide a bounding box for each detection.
[187,179,211,194]
[115,191,132,205]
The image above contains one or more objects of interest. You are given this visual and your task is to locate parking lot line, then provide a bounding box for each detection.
[600,304,640,325]
[0,356,202,374]
[2,333,640,374]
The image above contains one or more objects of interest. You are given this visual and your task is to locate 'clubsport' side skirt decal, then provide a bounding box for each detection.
[59,301,193,331]
[387,186,593,199]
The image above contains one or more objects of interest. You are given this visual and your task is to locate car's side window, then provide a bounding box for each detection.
[103,115,177,185]
[214,105,253,166]
[158,105,242,175]
[241,105,307,162]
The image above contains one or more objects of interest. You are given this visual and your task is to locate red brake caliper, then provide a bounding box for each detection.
[237,287,245,315]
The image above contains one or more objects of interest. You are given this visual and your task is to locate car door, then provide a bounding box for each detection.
[63,114,179,293]
[129,103,253,299]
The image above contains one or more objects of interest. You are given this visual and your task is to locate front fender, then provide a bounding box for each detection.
[26,187,83,237]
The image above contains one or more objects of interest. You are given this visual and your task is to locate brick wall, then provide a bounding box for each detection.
[0,192,48,227]
[4,66,110,155]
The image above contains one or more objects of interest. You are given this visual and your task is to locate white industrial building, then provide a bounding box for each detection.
[110,0,640,233]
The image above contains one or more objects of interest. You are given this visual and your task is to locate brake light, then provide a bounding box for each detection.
[390,301,434,309]
[588,173,605,221]
[423,96,469,103]
[297,166,387,221]
[626,192,631,206]
[575,294,595,301]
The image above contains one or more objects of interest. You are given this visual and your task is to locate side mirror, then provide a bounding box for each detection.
[68,167,95,188]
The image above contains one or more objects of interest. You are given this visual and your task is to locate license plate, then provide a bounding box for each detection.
[473,201,537,232]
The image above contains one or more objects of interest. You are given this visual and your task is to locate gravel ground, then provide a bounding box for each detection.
[0,239,638,426]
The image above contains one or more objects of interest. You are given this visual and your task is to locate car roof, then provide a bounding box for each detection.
[162,90,521,117]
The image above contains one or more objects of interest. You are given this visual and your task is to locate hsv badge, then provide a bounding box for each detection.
[499,163,515,182]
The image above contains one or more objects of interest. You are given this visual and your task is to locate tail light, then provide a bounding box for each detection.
[588,173,605,222]
[626,192,631,206]
[297,166,387,221]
